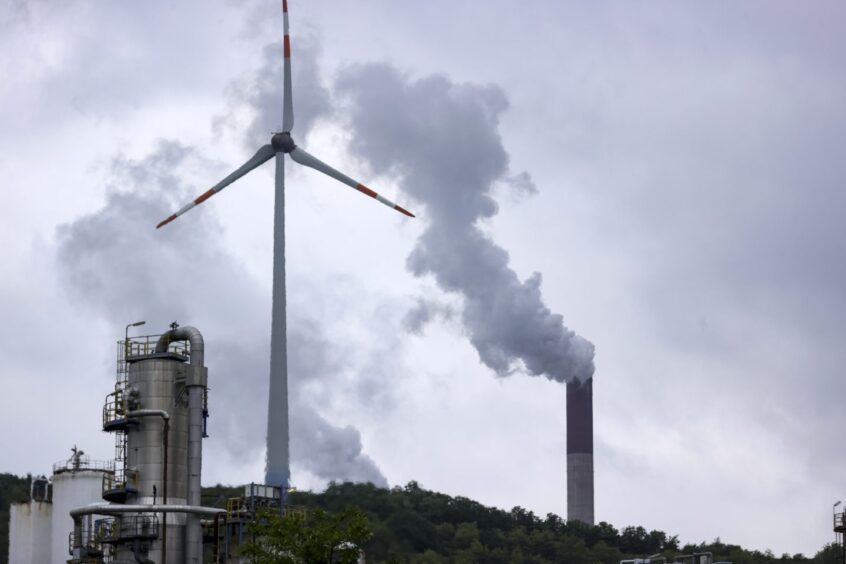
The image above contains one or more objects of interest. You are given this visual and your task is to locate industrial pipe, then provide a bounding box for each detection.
[71,505,224,561]
[133,537,154,564]
[127,409,169,564]
[71,503,224,518]
[155,326,205,564]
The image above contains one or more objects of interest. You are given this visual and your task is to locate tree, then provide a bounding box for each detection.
[814,543,842,564]
[242,506,372,564]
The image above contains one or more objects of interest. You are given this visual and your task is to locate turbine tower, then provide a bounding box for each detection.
[156,0,414,487]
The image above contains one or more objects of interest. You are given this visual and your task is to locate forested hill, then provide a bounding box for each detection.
[1,474,840,564]
[282,481,837,564]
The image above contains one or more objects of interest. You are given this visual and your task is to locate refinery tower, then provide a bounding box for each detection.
[8,323,286,564]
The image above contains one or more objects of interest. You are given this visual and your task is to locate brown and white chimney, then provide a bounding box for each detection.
[566,377,594,524]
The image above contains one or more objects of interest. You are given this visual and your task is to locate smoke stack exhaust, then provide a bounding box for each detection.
[567,377,594,524]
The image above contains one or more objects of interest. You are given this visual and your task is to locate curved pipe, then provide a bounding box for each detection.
[127,410,169,564]
[155,326,204,367]
[154,326,205,563]
[133,537,154,564]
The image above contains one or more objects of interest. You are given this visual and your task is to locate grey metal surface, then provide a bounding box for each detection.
[71,503,224,517]
[566,453,594,525]
[266,151,290,488]
[155,326,206,564]
[127,358,188,503]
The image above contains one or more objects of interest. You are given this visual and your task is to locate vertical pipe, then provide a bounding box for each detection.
[266,151,290,488]
[155,327,205,564]
[127,409,170,564]
[72,516,82,558]
[566,377,594,525]
[186,382,204,563]
[213,512,221,564]
[162,418,168,564]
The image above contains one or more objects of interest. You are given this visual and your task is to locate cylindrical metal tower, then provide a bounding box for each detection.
[566,377,594,525]
[111,353,190,563]
[79,325,214,564]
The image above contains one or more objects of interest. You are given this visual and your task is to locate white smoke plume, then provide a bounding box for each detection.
[55,140,387,487]
[335,64,595,383]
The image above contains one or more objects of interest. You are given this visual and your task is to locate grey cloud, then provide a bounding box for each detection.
[55,140,386,485]
[292,407,387,487]
[504,171,538,198]
[336,64,594,383]
[217,35,330,149]
[402,297,454,335]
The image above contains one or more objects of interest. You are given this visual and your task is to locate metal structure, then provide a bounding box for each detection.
[155,0,415,489]
[213,483,293,562]
[672,553,714,564]
[70,324,223,564]
[567,377,594,524]
[834,506,846,564]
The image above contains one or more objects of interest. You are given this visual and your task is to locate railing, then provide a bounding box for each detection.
[117,334,190,382]
[54,457,114,475]
[226,497,247,520]
[283,505,307,520]
[102,468,139,496]
[102,383,130,429]
[94,514,159,543]
[835,511,846,531]
[67,529,106,558]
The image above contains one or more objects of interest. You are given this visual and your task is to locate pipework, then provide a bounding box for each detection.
[155,326,206,564]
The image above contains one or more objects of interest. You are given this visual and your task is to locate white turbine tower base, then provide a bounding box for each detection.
[156,0,415,488]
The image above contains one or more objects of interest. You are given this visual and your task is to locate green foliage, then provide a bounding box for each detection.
[278,481,834,564]
[242,506,372,564]
[0,473,842,564]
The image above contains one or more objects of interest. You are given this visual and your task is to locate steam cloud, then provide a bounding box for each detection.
[336,64,595,383]
[56,139,387,487]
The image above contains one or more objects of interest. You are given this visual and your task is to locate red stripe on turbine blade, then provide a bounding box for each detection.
[283,0,288,12]
[284,36,291,58]
[394,204,415,218]
[194,188,216,205]
[156,214,177,229]
[356,183,378,198]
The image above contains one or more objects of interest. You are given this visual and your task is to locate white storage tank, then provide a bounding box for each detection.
[8,476,52,564]
[51,449,114,564]
[8,502,33,564]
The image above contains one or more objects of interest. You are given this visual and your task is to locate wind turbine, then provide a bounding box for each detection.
[156,0,414,488]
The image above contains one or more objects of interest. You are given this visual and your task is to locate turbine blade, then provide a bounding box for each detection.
[282,0,294,132]
[289,146,415,217]
[156,144,276,229]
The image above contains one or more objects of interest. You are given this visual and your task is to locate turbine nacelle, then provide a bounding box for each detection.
[271,131,296,153]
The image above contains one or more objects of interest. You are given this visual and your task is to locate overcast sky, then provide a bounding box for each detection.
[2,0,845,556]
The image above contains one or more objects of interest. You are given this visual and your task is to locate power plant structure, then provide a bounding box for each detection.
[567,377,594,525]
[8,323,285,564]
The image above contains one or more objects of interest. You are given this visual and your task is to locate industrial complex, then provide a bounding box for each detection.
[8,324,286,563]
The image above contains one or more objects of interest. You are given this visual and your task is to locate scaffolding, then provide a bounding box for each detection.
[834,511,846,564]
[210,483,306,563]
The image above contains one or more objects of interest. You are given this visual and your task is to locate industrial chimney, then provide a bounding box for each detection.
[567,377,594,524]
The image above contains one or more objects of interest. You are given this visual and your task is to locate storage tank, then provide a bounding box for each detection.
[8,502,33,564]
[9,476,52,564]
[51,450,114,564]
